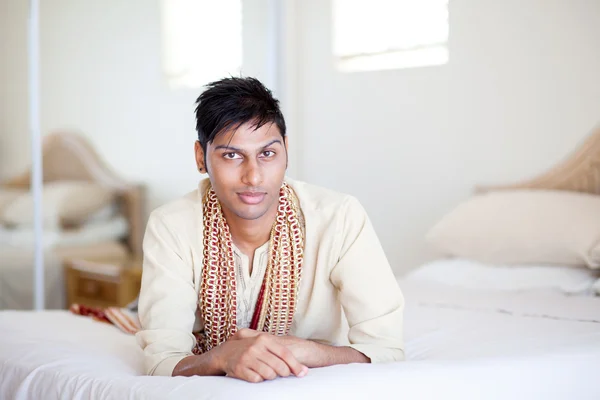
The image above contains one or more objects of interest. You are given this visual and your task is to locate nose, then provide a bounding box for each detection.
[241,159,263,187]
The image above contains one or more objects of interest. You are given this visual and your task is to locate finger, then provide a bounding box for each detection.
[266,341,308,377]
[234,328,260,340]
[250,360,279,381]
[235,368,264,383]
[257,351,292,377]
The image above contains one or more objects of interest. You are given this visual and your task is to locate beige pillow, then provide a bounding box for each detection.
[0,181,115,228]
[0,188,26,214]
[426,190,600,269]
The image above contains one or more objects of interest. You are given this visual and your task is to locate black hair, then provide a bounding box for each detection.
[194,77,286,154]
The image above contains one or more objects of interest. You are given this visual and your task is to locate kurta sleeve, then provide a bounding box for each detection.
[329,196,405,363]
[135,210,198,376]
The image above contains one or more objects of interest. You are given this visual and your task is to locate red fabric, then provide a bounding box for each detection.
[69,303,111,324]
[249,281,266,330]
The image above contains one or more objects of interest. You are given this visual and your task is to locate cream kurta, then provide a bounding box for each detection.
[136,177,405,376]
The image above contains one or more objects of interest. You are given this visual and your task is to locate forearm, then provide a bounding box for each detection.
[172,348,225,377]
[306,341,370,368]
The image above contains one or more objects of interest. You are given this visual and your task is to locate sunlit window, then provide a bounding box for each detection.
[332,0,449,72]
[161,0,243,88]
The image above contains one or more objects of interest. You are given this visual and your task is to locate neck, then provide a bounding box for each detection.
[222,206,277,254]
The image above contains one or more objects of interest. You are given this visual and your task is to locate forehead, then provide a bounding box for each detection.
[211,121,281,148]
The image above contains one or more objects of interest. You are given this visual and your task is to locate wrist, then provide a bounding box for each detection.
[303,339,325,367]
[209,343,226,374]
[304,342,370,368]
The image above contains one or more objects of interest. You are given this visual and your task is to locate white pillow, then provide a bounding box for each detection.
[0,215,128,249]
[57,215,128,247]
[83,202,118,223]
[592,279,600,296]
[0,181,115,227]
[405,258,600,295]
[426,190,600,269]
[0,226,60,249]
[0,188,26,214]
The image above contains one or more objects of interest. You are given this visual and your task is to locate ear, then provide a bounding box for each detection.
[284,136,289,168]
[194,141,206,173]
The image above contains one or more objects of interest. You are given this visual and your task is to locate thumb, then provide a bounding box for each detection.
[233,328,260,340]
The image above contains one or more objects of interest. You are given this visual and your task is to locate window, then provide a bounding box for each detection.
[161,0,243,88]
[332,0,449,72]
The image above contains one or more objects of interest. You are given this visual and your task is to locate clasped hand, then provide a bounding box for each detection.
[213,328,314,383]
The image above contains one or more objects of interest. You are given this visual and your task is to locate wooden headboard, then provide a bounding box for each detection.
[477,123,600,195]
[3,132,145,256]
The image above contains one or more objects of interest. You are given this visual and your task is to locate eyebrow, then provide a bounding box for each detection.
[214,139,282,153]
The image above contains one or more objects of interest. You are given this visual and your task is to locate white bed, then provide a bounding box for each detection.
[1,271,599,400]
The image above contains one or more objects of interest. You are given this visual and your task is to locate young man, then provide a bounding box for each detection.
[136,77,404,383]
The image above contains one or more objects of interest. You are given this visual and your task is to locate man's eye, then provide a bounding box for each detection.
[262,151,275,157]
[224,152,240,159]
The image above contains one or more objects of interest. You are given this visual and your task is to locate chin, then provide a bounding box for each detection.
[233,207,270,221]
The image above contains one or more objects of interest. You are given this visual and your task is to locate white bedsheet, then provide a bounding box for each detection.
[1,281,599,400]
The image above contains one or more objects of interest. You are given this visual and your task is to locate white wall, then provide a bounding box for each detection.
[0,1,30,181]
[1,0,599,275]
[294,0,600,274]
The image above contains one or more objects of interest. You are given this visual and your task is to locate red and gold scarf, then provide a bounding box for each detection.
[195,182,304,354]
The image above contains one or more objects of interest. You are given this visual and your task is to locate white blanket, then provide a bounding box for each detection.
[1,281,599,400]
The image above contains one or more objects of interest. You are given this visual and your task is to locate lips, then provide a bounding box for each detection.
[237,192,266,205]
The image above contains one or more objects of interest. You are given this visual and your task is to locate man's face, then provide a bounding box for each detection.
[195,121,288,221]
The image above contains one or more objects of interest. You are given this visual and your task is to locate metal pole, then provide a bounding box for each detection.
[267,0,282,96]
[28,0,45,310]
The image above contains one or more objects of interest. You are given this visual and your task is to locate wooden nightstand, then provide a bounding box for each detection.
[64,257,142,309]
